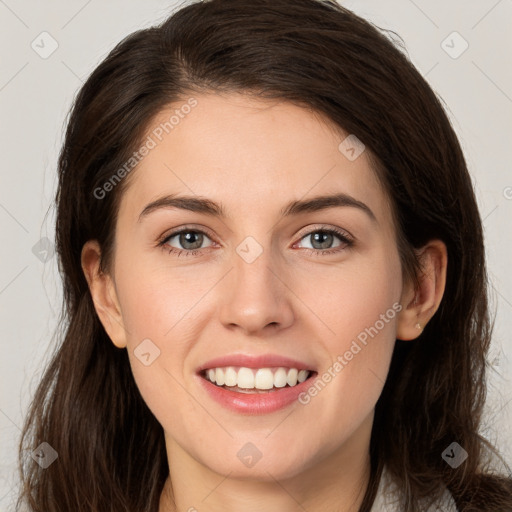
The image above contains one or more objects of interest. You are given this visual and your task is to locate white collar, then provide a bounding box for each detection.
[369,466,458,511]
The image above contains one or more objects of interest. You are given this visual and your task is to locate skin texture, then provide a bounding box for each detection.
[81,92,447,512]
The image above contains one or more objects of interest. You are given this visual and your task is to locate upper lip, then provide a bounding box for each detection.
[197,353,315,373]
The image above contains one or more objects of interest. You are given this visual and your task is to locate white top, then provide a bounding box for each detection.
[369,467,458,511]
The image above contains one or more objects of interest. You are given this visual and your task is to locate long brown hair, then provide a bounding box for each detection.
[17,0,512,510]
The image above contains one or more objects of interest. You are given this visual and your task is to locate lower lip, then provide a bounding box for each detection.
[197,373,317,414]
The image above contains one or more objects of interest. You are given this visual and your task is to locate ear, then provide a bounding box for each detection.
[81,240,127,349]
[396,239,448,341]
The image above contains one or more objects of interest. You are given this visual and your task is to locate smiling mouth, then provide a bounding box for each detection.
[200,366,316,393]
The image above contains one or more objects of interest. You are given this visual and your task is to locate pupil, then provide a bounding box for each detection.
[180,232,203,250]
[312,232,332,249]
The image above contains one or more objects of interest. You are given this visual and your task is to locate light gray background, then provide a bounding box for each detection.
[1,0,511,509]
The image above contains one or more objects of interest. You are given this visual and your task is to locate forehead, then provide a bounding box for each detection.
[118,92,390,225]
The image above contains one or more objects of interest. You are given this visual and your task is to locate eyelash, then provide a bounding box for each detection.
[157,225,354,258]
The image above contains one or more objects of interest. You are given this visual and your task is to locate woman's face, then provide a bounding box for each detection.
[105,92,406,480]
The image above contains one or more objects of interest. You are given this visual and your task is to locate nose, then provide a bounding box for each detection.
[217,242,295,336]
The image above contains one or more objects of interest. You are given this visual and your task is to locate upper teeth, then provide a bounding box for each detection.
[205,367,310,390]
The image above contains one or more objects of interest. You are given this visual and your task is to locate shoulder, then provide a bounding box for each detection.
[370,467,457,512]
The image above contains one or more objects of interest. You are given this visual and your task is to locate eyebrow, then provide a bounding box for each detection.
[138,192,377,223]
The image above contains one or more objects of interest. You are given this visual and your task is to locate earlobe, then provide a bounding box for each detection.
[396,239,448,341]
[81,240,128,349]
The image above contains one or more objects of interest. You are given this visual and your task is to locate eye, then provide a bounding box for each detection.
[157,225,354,258]
[158,227,215,256]
[295,227,354,255]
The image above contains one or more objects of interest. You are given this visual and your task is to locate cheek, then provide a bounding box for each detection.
[117,269,201,436]
[294,246,402,346]
[115,254,202,343]
[293,248,401,426]
[113,250,212,396]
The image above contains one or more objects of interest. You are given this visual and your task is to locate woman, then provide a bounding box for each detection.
[17,0,512,510]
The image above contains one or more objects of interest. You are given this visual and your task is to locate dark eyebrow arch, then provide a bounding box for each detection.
[138,193,377,223]
[281,193,376,222]
[138,195,224,221]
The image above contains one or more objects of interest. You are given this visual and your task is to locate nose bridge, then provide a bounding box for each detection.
[234,234,275,289]
[217,232,294,333]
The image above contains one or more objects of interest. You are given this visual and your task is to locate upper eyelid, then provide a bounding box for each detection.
[295,224,353,240]
[161,224,353,246]
[160,224,216,244]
